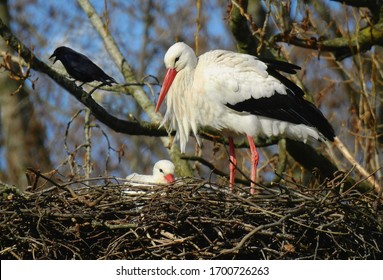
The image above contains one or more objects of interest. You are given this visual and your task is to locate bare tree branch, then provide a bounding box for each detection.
[0,18,165,137]
[331,0,379,10]
[272,21,383,60]
[76,0,195,177]
[271,1,383,60]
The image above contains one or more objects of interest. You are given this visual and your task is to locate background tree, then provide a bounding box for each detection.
[0,0,381,193]
[0,0,51,190]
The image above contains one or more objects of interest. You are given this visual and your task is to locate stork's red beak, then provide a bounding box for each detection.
[164,173,175,183]
[155,68,177,112]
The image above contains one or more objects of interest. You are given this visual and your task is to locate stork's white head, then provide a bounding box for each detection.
[152,160,175,183]
[156,42,197,112]
[164,42,197,71]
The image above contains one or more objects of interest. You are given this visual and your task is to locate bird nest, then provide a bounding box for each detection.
[1,175,382,260]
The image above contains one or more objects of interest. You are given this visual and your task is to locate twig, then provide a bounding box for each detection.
[333,137,382,195]
[220,216,289,255]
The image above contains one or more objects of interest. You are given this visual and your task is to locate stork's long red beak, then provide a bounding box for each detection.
[164,174,175,183]
[155,68,177,112]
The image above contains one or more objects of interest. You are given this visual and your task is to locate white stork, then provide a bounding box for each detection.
[125,160,175,186]
[155,42,335,193]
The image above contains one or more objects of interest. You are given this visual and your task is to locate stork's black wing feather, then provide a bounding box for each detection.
[225,89,335,141]
[261,58,301,74]
[259,58,305,97]
[267,68,305,98]
[227,57,335,140]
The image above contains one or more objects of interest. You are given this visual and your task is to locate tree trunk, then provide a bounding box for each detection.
[0,0,51,190]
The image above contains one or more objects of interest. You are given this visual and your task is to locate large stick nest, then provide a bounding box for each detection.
[1,175,382,259]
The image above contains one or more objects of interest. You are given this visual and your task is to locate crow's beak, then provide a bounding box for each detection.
[49,53,57,64]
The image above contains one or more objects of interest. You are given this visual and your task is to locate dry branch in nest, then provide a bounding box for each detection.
[0,175,382,260]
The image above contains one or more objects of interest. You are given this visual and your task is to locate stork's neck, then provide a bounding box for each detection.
[178,43,198,71]
[174,67,194,100]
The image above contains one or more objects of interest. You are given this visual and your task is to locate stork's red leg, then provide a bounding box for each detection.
[228,137,236,190]
[247,135,259,194]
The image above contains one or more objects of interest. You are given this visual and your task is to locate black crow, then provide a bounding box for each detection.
[49,46,117,87]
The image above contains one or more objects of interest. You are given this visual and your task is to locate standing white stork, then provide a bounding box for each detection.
[125,160,175,186]
[155,42,335,194]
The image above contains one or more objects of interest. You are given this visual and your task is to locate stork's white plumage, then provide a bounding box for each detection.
[125,160,175,186]
[155,42,335,193]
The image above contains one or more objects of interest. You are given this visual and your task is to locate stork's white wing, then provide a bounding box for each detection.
[195,50,287,107]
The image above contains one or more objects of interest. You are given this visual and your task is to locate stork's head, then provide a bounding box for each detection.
[152,160,175,183]
[164,42,196,71]
[155,42,197,112]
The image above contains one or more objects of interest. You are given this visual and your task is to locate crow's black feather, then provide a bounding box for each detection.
[49,46,117,86]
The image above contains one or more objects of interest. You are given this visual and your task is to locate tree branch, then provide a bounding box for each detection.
[75,0,193,176]
[331,0,379,10]
[76,0,162,122]
[229,0,258,55]
[0,18,166,137]
[272,22,383,60]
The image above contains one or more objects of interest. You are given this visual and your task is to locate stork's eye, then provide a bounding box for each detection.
[159,168,164,173]
[175,56,180,64]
